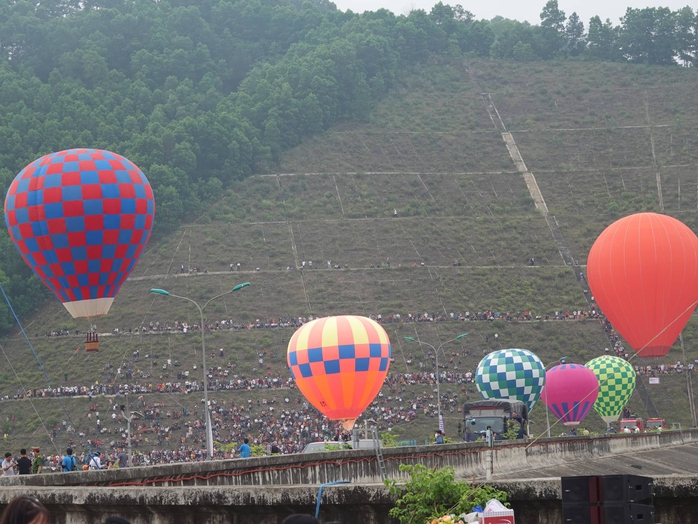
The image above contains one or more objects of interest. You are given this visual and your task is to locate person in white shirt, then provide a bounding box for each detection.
[2,452,16,476]
[89,452,103,470]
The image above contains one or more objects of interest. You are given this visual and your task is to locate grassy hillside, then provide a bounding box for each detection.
[1,58,698,456]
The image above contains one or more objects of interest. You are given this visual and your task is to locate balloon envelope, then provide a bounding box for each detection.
[586,355,636,424]
[287,315,391,430]
[587,213,698,358]
[4,149,155,319]
[541,364,599,427]
[475,349,546,411]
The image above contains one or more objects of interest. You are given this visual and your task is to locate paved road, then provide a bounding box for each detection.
[491,441,698,479]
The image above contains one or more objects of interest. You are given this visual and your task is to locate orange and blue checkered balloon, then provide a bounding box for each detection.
[287,315,391,429]
[4,149,155,319]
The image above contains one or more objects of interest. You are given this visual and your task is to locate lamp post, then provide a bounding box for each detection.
[120,403,142,467]
[544,356,568,438]
[404,334,468,435]
[151,282,250,459]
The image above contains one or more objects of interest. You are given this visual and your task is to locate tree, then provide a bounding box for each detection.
[565,12,586,56]
[513,41,537,61]
[674,7,696,66]
[586,16,619,61]
[490,19,538,61]
[0,268,13,335]
[460,20,495,56]
[539,0,566,58]
[619,7,677,65]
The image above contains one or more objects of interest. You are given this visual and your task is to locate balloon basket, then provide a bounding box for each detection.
[85,333,99,353]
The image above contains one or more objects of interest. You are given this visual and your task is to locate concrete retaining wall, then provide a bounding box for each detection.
[3,430,697,489]
[3,476,698,524]
[1,431,698,524]
[0,485,395,524]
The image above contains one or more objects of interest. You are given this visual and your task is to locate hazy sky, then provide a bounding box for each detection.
[333,0,692,25]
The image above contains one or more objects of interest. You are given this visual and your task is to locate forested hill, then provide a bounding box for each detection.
[0,0,697,333]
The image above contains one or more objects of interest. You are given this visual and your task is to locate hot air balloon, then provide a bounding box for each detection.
[587,212,698,358]
[541,364,599,427]
[4,149,155,351]
[475,349,546,411]
[287,315,391,430]
[586,355,636,424]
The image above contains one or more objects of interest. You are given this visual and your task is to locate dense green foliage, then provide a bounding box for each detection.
[0,0,696,334]
[0,0,498,333]
[385,464,509,524]
[491,2,698,64]
[0,235,46,334]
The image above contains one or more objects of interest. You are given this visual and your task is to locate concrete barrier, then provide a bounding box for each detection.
[1,475,698,524]
[3,430,697,488]
[1,430,697,524]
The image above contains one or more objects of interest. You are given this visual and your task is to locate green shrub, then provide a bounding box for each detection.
[385,464,508,524]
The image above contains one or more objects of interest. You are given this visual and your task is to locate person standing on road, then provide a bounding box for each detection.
[31,447,43,474]
[89,451,103,470]
[2,452,16,476]
[486,426,494,447]
[61,448,76,472]
[117,447,128,468]
[16,449,32,475]
[239,438,251,458]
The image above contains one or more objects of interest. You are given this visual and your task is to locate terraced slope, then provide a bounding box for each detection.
[1,59,697,455]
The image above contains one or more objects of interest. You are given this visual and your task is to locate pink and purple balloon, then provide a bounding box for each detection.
[541,364,599,427]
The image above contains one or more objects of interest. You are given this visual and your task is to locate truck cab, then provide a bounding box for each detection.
[462,399,528,442]
[302,439,380,453]
[619,417,644,432]
[645,418,666,431]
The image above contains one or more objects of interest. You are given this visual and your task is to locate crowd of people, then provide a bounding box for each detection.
[1,358,689,469]
[1,341,692,467]
[42,304,613,339]
[5,369,487,404]
[0,362,482,467]
[635,361,695,375]
[12,292,694,470]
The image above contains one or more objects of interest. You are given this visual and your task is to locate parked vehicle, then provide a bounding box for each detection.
[645,418,667,431]
[619,417,644,432]
[462,399,528,442]
[302,439,381,453]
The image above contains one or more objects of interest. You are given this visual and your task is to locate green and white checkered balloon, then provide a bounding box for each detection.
[585,355,636,423]
[475,349,546,411]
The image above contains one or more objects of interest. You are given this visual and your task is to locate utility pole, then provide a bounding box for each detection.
[680,333,697,427]
[120,403,142,467]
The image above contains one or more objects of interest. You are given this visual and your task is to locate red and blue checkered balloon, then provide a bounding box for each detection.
[4,149,155,318]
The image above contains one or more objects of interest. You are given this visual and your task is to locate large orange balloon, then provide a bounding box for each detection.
[287,316,391,430]
[587,213,698,358]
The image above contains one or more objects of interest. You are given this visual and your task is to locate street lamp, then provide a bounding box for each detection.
[151,282,250,459]
[404,333,468,435]
[544,356,567,438]
[120,403,142,467]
